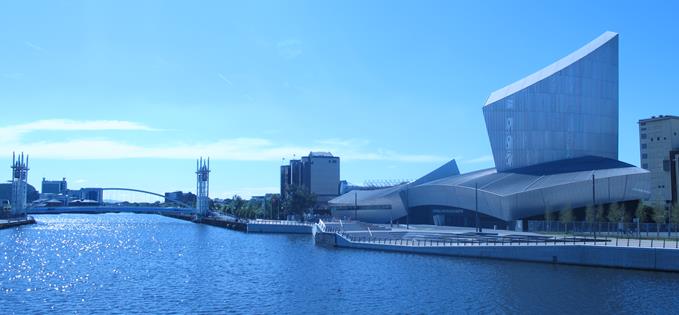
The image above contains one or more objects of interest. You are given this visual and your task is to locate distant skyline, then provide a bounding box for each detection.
[1,1,678,199]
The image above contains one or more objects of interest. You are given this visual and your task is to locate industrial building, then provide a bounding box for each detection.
[638,115,679,210]
[41,177,67,195]
[330,31,650,226]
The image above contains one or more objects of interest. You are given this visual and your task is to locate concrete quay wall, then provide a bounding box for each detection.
[0,217,36,230]
[334,236,679,272]
[247,223,312,234]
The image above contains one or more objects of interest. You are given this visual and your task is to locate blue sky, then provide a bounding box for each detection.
[1,1,677,199]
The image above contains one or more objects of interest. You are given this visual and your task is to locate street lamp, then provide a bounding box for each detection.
[475,182,481,233]
[406,186,410,230]
[354,191,358,222]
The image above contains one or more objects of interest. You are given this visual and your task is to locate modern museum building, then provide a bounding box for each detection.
[329,31,650,227]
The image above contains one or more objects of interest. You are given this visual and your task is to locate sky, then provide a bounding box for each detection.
[1,1,678,200]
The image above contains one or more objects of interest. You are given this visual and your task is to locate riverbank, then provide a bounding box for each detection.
[161,213,311,234]
[0,216,36,229]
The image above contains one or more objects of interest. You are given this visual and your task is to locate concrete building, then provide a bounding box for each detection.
[280,152,340,206]
[302,152,340,203]
[80,188,103,204]
[280,165,291,197]
[42,177,67,194]
[330,31,650,226]
[638,115,679,210]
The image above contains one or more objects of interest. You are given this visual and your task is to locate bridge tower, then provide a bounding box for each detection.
[10,152,29,217]
[196,157,210,217]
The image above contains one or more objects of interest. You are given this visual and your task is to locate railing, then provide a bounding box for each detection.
[250,219,313,226]
[317,219,327,232]
[528,220,679,239]
[335,232,679,249]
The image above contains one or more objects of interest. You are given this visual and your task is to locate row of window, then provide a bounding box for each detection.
[640,132,678,140]
[640,160,672,172]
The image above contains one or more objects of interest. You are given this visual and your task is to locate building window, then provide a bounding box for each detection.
[641,127,647,131]
[640,122,646,126]
[642,153,648,159]
[641,143,647,149]
[657,137,661,141]
[642,163,648,169]
[663,160,670,172]
[641,133,647,139]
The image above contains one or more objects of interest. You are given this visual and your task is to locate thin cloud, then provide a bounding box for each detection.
[217,73,233,86]
[464,154,494,164]
[277,39,303,59]
[6,138,447,163]
[0,119,446,163]
[24,41,44,51]
[0,119,158,143]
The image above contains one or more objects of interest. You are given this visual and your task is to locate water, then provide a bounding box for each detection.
[2,214,679,314]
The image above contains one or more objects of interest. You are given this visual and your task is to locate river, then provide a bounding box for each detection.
[2,214,679,314]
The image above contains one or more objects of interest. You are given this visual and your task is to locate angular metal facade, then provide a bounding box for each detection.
[329,31,650,224]
[484,32,619,172]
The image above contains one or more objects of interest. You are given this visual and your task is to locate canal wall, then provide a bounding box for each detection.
[334,235,679,272]
[247,222,312,234]
[0,217,36,230]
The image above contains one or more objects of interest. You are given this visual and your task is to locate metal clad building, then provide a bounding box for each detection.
[330,31,651,224]
[484,31,619,172]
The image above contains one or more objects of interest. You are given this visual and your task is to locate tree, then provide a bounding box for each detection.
[560,207,574,224]
[607,203,624,223]
[671,204,679,225]
[635,202,650,223]
[595,204,606,222]
[585,205,597,223]
[283,185,316,219]
[652,207,667,224]
[544,206,555,221]
[227,195,245,216]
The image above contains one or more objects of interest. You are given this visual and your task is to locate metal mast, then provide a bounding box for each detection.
[196,157,210,217]
[10,152,29,218]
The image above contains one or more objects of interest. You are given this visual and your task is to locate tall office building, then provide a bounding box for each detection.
[302,152,340,203]
[639,115,679,209]
[279,165,291,197]
[280,152,340,206]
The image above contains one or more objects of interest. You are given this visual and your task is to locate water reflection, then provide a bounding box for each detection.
[2,214,679,314]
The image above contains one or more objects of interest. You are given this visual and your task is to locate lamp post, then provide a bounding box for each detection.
[475,182,481,233]
[354,190,358,222]
[406,187,410,230]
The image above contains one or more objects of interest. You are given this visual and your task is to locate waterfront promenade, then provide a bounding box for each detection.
[315,221,679,272]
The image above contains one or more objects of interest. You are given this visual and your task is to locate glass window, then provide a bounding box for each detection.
[641,133,647,139]
[642,153,648,159]
[641,143,647,149]
[663,160,670,172]
[642,163,648,169]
